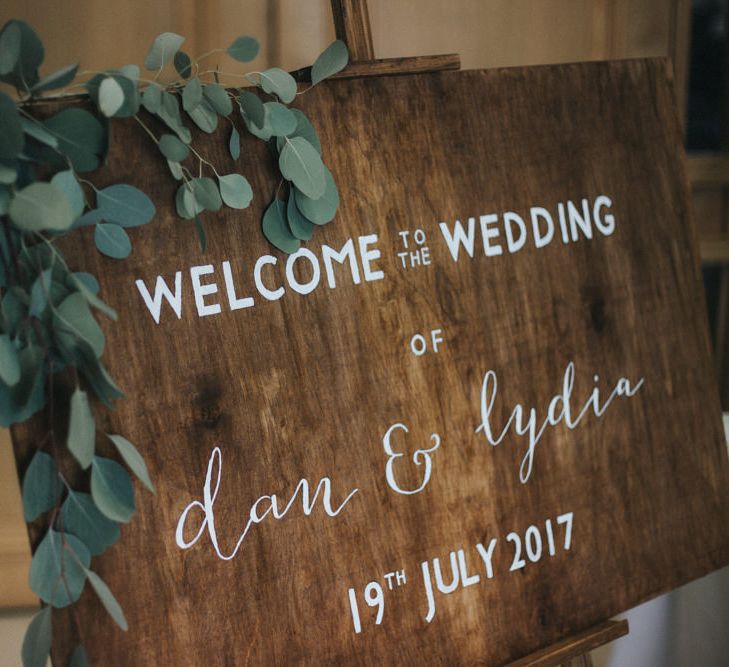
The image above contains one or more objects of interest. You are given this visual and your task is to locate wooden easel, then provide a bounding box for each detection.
[301,1,632,665]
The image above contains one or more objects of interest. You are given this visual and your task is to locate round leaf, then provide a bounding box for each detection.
[218,173,252,210]
[159,134,189,162]
[22,451,59,522]
[0,21,21,76]
[289,109,321,153]
[144,32,185,71]
[227,36,259,62]
[9,182,74,232]
[265,102,296,137]
[0,333,20,385]
[29,529,90,607]
[67,388,95,469]
[142,84,162,113]
[203,83,233,116]
[50,169,84,219]
[191,177,222,211]
[174,51,192,79]
[61,491,120,556]
[91,456,135,523]
[94,223,131,259]
[258,67,297,104]
[55,291,105,357]
[238,90,264,128]
[97,184,155,227]
[99,76,125,117]
[21,606,51,667]
[0,20,43,89]
[175,183,202,219]
[44,108,106,172]
[287,193,314,240]
[311,40,349,85]
[279,136,326,199]
[182,77,202,112]
[263,198,300,254]
[187,99,218,133]
[294,165,340,224]
[0,91,23,159]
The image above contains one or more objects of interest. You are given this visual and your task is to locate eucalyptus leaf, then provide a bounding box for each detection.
[218,173,252,210]
[167,159,184,180]
[9,182,74,232]
[279,136,325,199]
[187,99,218,133]
[228,126,240,160]
[119,64,140,82]
[94,223,131,259]
[97,184,155,227]
[0,333,20,385]
[156,91,191,144]
[72,272,99,295]
[294,165,339,224]
[107,433,155,493]
[0,159,17,186]
[0,21,21,76]
[44,107,106,172]
[28,268,51,317]
[29,529,90,608]
[287,193,314,240]
[85,568,129,631]
[50,170,84,219]
[141,84,162,113]
[182,76,203,112]
[265,102,296,137]
[257,67,297,103]
[70,645,90,667]
[144,32,184,71]
[238,90,265,128]
[0,20,43,90]
[227,35,259,62]
[69,272,117,322]
[262,198,300,254]
[194,215,207,252]
[203,83,232,116]
[311,40,349,85]
[55,291,105,357]
[191,177,222,211]
[91,456,135,523]
[61,491,120,556]
[99,76,125,117]
[289,109,321,153]
[31,63,78,93]
[21,451,58,522]
[71,208,104,229]
[68,388,95,469]
[0,91,23,159]
[20,117,58,149]
[174,50,192,79]
[0,343,47,427]
[21,606,51,667]
[159,134,189,162]
[175,184,202,219]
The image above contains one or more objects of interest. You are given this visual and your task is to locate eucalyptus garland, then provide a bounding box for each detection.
[0,19,348,667]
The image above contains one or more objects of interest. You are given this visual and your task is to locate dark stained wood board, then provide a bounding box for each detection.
[12,58,729,665]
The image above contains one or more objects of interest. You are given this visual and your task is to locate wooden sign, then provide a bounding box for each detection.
[14,58,729,665]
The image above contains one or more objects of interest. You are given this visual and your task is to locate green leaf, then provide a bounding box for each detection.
[29,529,90,608]
[141,84,162,113]
[263,198,300,254]
[218,173,252,210]
[31,63,78,93]
[187,99,218,133]
[0,333,20,385]
[0,21,21,76]
[107,433,155,493]
[203,83,232,116]
[175,184,202,219]
[174,50,192,79]
[0,342,47,427]
[72,272,99,295]
[279,137,326,199]
[155,91,191,143]
[91,456,135,523]
[265,102,296,137]
[50,170,84,219]
[44,108,106,172]
[28,268,51,317]
[99,76,125,117]
[167,159,184,180]
[0,21,43,90]
[257,67,297,104]
[61,491,120,556]
[287,193,314,240]
[70,645,90,667]
[94,223,131,259]
[96,184,155,227]
[311,40,349,85]
[22,451,58,522]
[144,32,184,70]
[228,126,240,160]
[182,76,202,112]
[21,606,51,667]
[20,117,58,149]
[68,272,117,322]
[227,36,259,62]
[289,109,321,153]
[158,134,189,162]
[294,165,339,224]
[238,90,265,128]
[0,91,23,159]
[191,177,222,211]
[85,568,128,631]
[55,291,105,357]
[194,215,207,252]
[0,159,16,185]
[119,64,139,82]
[9,182,74,232]
[68,388,95,469]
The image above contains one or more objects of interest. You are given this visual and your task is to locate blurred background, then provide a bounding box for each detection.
[0,1,728,665]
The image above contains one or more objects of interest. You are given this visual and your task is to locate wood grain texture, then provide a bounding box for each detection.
[331,0,375,60]
[11,59,729,665]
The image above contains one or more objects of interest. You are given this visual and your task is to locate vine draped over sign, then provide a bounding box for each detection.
[0,19,348,667]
